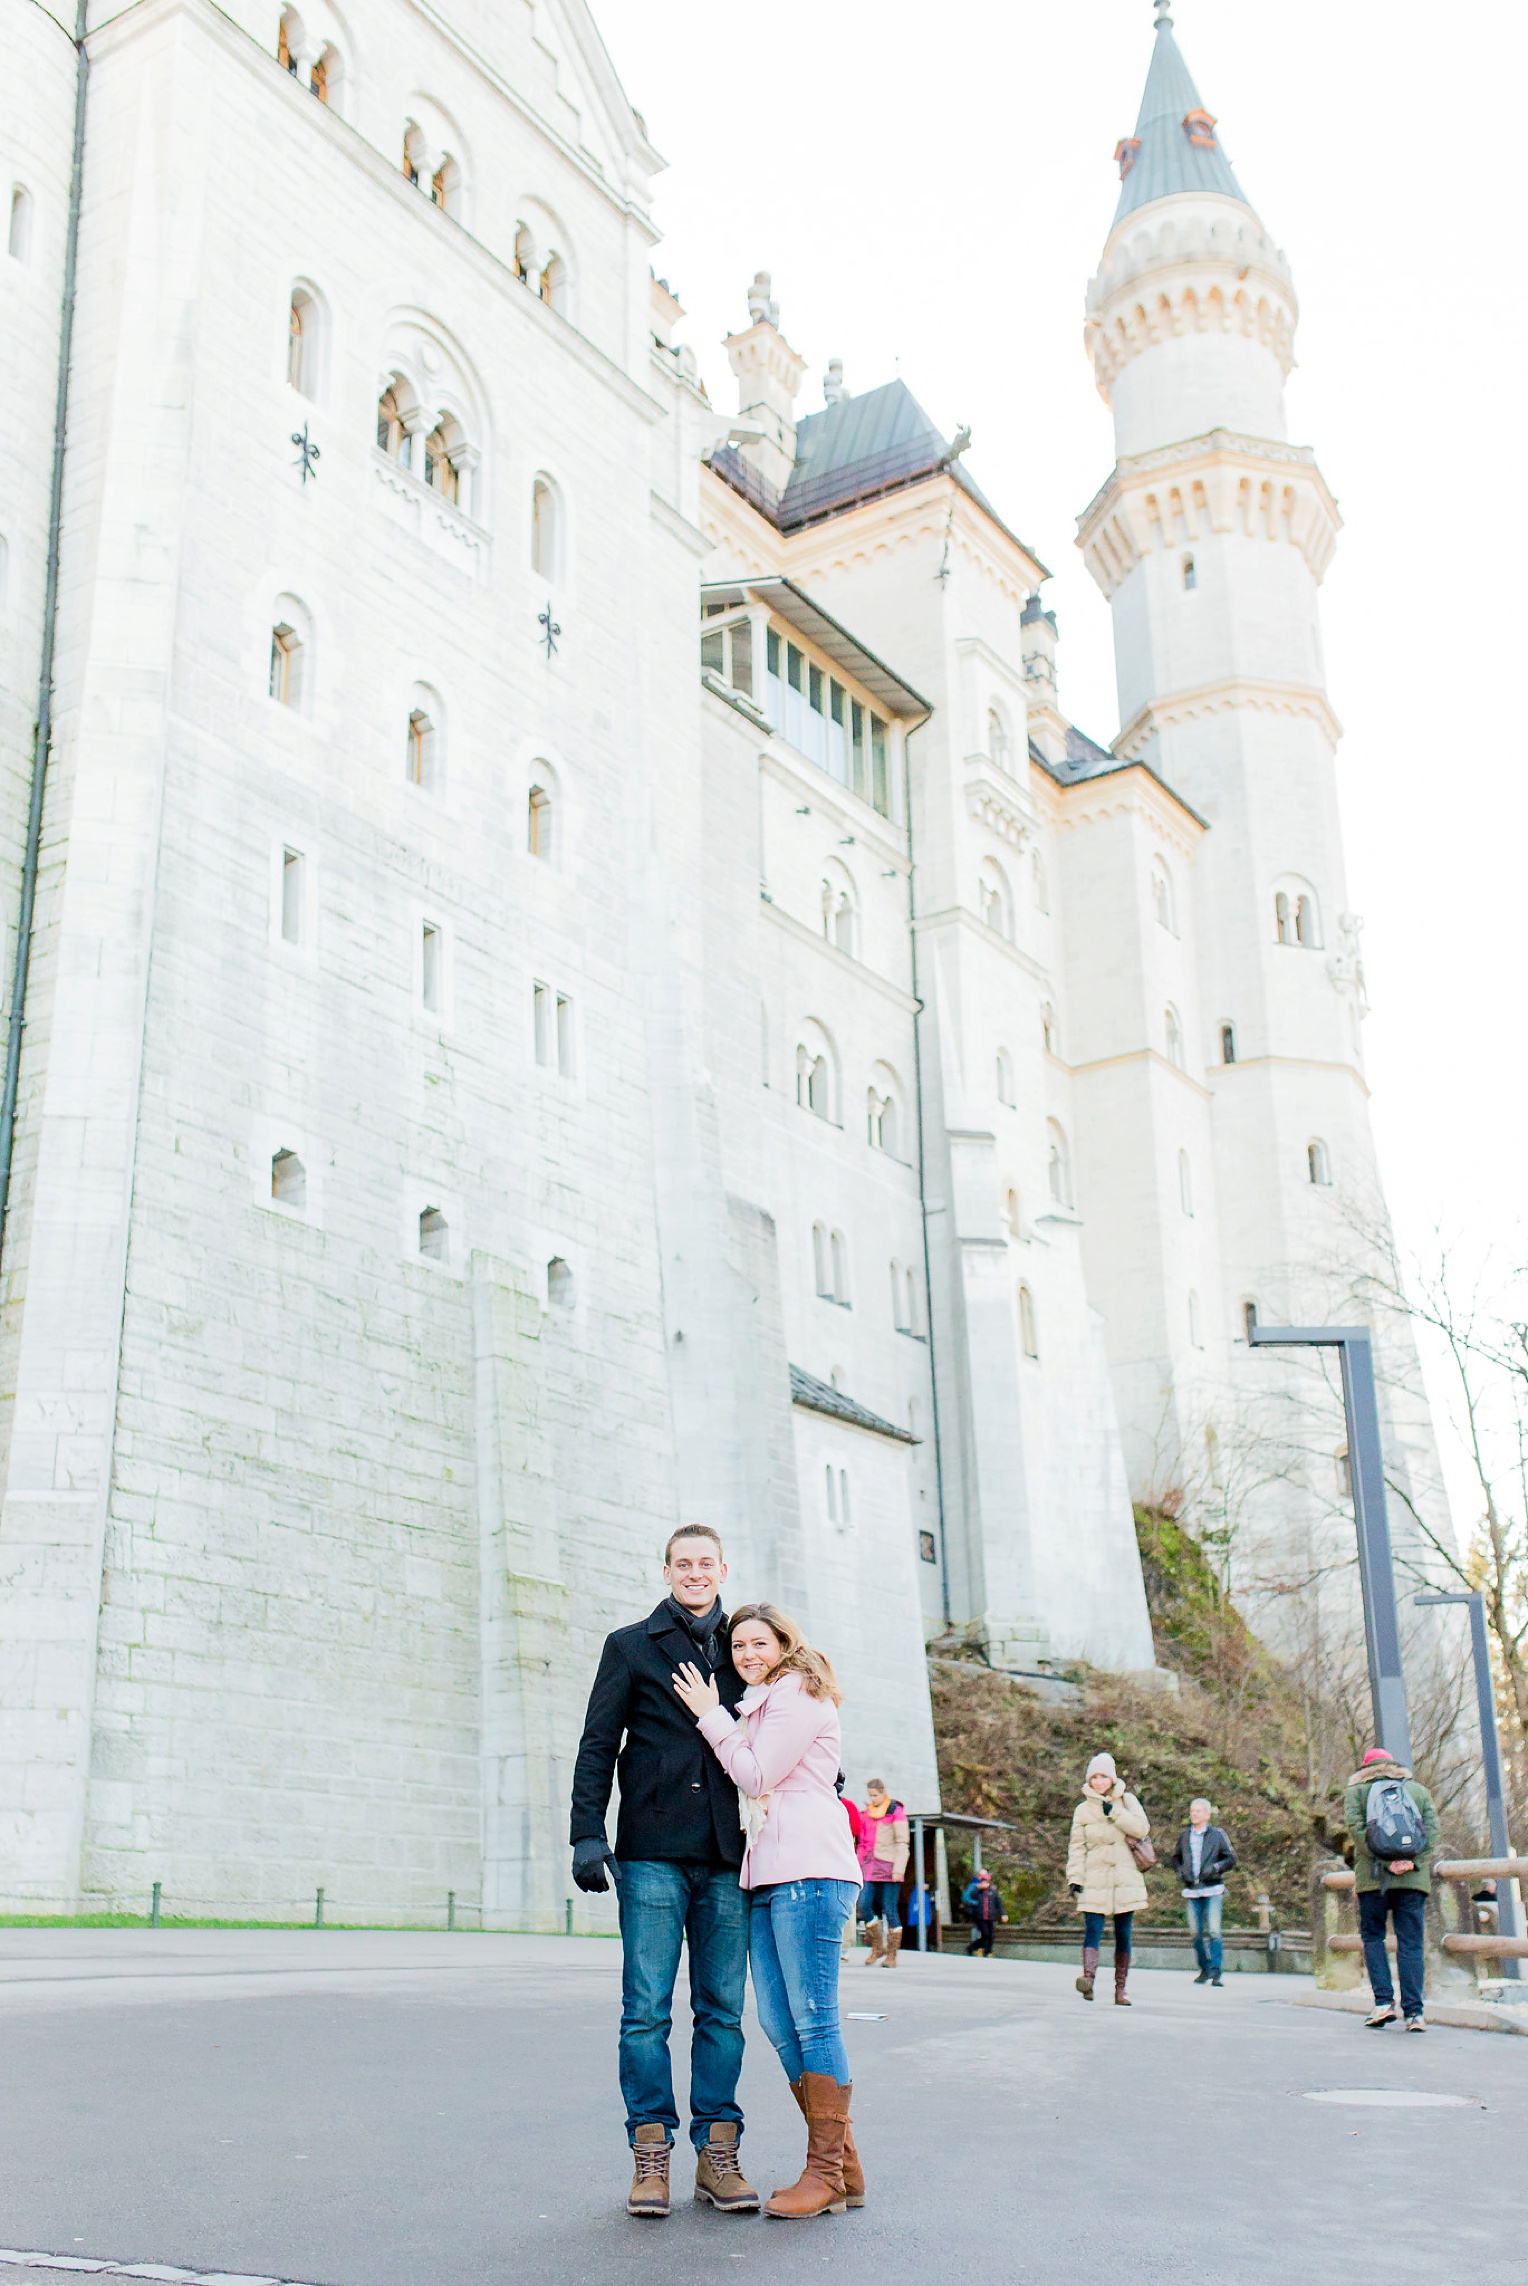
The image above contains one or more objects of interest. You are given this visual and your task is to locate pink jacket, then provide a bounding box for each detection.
[697,1672,863,1890]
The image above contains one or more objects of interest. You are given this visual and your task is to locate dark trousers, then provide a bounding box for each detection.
[1358,1886,1426,2018]
[966,1919,995,1956]
[1082,1910,1134,1960]
[613,1859,749,2150]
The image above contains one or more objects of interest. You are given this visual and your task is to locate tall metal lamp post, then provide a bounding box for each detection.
[1414,1588,1522,1978]
[1247,1323,1413,1765]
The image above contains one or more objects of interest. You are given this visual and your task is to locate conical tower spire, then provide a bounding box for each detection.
[1113,6,1249,222]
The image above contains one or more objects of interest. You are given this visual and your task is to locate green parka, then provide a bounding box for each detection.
[1342,1757,1440,1895]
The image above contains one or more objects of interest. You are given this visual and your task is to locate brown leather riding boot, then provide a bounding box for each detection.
[766,2073,850,2219]
[863,1917,886,1967]
[1075,1944,1099,2000]
[881,1927,902,1967]
[693,2121,760,2213]
[1114,1953,1132,2006]
[791,2074,865,2208]
[626,2123,671,2217]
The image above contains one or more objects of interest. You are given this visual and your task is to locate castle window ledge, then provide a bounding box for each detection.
[702,669,768,727]
[965,769,1035,850]
[371,454,490,583]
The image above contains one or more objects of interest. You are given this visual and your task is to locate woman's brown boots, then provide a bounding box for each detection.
[767,2073,852,2219]
[1114,1953,1132,2006]
[1076,1944,1099,2000]
[881,1927,902,1967]
[788,2073,865,2208]
[863,1917,886,1966]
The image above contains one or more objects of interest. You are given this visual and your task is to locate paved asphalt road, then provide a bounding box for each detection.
[0,1931,1523,2286]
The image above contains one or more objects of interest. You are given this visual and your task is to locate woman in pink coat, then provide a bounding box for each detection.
[672,1600,863,2222]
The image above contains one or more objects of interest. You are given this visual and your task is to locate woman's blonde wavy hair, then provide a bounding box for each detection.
[729,1602,842,1705]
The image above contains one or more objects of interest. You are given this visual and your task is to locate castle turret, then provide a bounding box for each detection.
[724,271,808,492]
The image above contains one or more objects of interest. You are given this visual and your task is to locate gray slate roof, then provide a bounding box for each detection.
[789,1365,919,1445]
[1114,17,1248,223]
[709,379,1047,570]
[1030,729,1208,830]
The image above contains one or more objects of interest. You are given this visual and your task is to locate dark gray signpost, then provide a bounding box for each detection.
[1248,1324,1413,1766]
[1415,1587,1522,1977]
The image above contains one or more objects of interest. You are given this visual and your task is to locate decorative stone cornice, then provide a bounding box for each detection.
[1077,429,1341,594]
[1114,676,1343,759]
[965,768,1034,851]
[1085,202,1297,400]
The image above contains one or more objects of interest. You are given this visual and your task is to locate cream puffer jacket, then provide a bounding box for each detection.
[1065,1782,1150,1914]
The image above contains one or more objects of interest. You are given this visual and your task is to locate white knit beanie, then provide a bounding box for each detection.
[1085,1752,1118,1783]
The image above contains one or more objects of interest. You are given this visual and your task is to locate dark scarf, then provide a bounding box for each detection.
[665,1593,727,1671]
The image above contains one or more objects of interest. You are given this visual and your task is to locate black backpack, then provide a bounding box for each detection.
[1364,1777,1427,1868]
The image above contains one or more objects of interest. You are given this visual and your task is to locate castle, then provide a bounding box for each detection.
[0,0,1447,1919]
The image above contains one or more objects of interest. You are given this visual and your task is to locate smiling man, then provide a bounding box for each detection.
[569,1525,757,2219]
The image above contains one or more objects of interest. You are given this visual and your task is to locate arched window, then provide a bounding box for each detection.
[276,7,302,73]
[1182,554,1196,590]
[1165,1005,1185,1069]
[978,858,1012,940]
[1017,1283,1039,1360]
[540,252,567,312]
[1151,858,1177,935]
[1003,1186,1022,1240]
[1275,880,1320,948]
[419,1206,449,1261]
[531,477,561,581]
[987,706,1012,772]
[1041,1003,1057,1056]
[1242,1298,1259,1342]
[1046,1120,1071,1209]
[1275,890,1293,944]
[995,1048,1015,1107]
[1307,1138,1332,1187]
[812,1222,831,1299]
[1188,1289,1203,1347]
[269,618,304,707]
[287,285,324,397]
[528,782,553,860]
[830,1229,850,1306]
[513,224,535,284]
[820,862,857,957]
[376,382,413,468]
[867,1086,899,1157]
[1296,895,1317,948]
[547,1256,574,1307]
[404,685,442,790]
[431,155,460,216]
[1031,848,1049,913]
[795,1022,835,1121]
[309,42,339,102]
[1220,1021,1236,1065]
[1178,1148,1194,1216]
[8,184,32,264]
[422,423,460,503]
[271,1147,306,1206]
[402,121,426,185]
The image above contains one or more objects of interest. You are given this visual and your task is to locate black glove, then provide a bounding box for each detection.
[1068,1883,1082,1896]
[572,1838,613,1894]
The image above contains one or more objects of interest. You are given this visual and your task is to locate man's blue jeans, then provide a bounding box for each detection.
[750,1877,860,2085]
[1359,1886,1427,2019]
[613,1859,749,2150]
[1184,1892,1224,1974]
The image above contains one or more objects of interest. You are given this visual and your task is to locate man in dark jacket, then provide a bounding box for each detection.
[961,1868,1007,1956]
[1342,1746,1440,2031]
[569,1525,756,2219]
[1172,1799,1237,1986]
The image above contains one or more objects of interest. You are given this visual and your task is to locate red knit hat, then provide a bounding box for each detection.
[1362,1748,1392,1765]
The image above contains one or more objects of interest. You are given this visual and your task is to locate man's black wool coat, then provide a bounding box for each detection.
[570,1601,747,1866]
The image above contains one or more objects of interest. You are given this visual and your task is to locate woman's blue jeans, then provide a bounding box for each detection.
[859,1879,901,1921]
[1082,1909,1134,1958]
[750,1877,860,2086]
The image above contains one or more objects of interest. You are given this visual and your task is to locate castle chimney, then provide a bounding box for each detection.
[724,271,808,493]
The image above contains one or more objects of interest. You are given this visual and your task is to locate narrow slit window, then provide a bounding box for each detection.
[271,1148,306,1207]
[528,785,552,860]
[269,623,302,707]
[419,1206,448,1261]
[556,992,574,1075]
[1182,554,1196,590]
[1220,1022,1237,1065]
[281,848,304,944]
[533,981,553,1066]
[421,922,443,1013]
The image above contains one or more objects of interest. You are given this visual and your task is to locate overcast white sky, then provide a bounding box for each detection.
[593,0,1527,1521]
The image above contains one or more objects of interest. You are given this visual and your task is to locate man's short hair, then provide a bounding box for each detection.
[664,1524,724,1564]
[1189,1797,1213,1816]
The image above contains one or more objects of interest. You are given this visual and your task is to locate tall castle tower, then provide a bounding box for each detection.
[1075,8,1443,1592]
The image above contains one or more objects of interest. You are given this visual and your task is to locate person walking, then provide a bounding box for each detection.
[673,1602,865,2221]
[1172,1799,1236,1986]
[961,1867,1007,1957]
[855,1780,908,1967]
[1343,1744,1439,2031]
[1066,1750,1150,2006]
[569,1526,759,2221]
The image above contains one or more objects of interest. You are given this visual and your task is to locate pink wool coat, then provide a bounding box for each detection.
[697,1671,863,1890]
